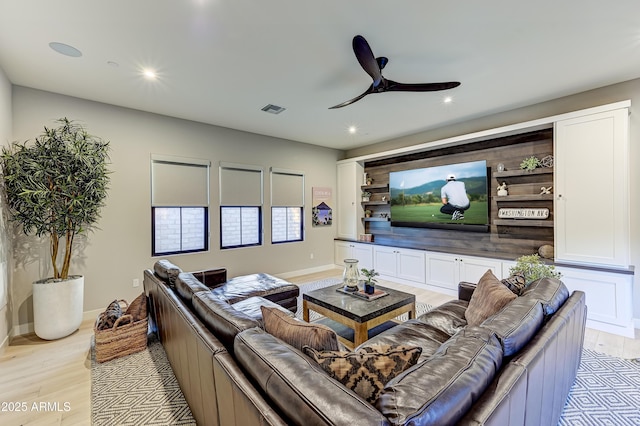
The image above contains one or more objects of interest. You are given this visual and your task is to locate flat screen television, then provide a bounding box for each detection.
[389,160,489,232]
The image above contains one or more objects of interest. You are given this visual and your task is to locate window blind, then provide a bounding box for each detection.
[219,162,263,206]
[271,168,304,207]
[151,155,210,207]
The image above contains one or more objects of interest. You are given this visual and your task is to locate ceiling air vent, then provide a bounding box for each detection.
[261,104,286,114]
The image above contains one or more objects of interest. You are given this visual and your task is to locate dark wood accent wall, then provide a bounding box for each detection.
[363,128,554,257]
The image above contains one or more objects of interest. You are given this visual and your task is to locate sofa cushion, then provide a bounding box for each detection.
[501,273,526,295]
[153,260,182,287]
[520,277,569,316]
[261,306,339,351]
[361,319,450,362]
[376,326,503,426]
[232,296,293,327]
[175,272,210,303]
[416,299,469,337]
[303,344,422,405]
[234,327,391,426]
[212,273,299,306]
[481,297,544,356]
[465,270,517,326]
[192,291,260,351]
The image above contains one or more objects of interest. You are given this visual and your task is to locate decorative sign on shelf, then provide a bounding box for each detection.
[498,208,549,219]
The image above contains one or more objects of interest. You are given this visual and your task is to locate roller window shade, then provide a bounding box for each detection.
[220,163,263,206]
[151,156,210,207]
[271,169,304,207]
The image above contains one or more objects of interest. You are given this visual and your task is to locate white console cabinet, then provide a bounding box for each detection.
[425,252,502,295]
[334,241,373,270]
[556,266,634,338]
[373,246,425,285]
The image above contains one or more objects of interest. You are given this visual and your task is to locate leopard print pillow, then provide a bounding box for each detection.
[501,273,526,296]
[96,300,123,330]
[303,344,422,405]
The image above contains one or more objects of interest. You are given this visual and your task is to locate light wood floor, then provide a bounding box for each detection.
[0,267,638,425]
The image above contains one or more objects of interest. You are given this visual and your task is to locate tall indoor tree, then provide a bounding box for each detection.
[1,118,110,339]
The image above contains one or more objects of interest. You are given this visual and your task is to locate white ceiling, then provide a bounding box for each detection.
[1,1,640,150]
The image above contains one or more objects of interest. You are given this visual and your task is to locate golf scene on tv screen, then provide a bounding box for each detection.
[389,160,489,231]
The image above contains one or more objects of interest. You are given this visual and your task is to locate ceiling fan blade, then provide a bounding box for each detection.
[328,84,374,109]
[352,35,383,87]
[385,80,461,92]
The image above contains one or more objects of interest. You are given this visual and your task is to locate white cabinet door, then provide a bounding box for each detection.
[426,252,503,292]
[458,256,503,282]
[396,248,426,283]
[373,246,397,277]
[337,162,364,240]
[352,243,374,271]
[556,266,634,338]
[334,241,352,266]
[335,241,373,270]
[425,253,459,291]
[554,108,629,268]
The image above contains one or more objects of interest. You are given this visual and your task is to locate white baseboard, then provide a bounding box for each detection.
[0,333,8,355]
[277,264,338,279]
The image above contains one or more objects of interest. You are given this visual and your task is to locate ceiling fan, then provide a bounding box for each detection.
[329,35,461,109]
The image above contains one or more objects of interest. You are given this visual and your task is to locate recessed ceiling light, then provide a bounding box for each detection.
[49,42,82,58]
[443,96,453,104]
[143,69,157,80]
[348,125,358,134]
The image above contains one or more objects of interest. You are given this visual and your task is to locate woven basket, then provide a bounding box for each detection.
[94,300,148,363]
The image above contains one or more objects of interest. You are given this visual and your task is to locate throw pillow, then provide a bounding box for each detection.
[303,344,422,405]
[96,300,122,330]
[501,273,526,295]
[125,293,148,322]
[261,306,339,352]
[465,269,517,326]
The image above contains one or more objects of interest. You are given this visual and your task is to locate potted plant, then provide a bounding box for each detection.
[361,191,372,202]
[0,118,110,340]
[509,254,561,286]
[360,268,379,294]
[364,209,372,218]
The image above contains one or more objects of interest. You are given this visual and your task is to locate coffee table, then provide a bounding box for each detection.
[302,284,416,349]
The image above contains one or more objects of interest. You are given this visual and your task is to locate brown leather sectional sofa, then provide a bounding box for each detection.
[144,260,587,426]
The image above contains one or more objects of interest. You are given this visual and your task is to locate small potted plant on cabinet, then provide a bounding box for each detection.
[509,254,561,285]
[361,191,372,202]
[360,268,379,294]
[0,118,111,340]
[364,209,372,218]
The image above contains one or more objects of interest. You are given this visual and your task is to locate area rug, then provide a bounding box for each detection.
[91,335,196,425]
[558,349,640,425]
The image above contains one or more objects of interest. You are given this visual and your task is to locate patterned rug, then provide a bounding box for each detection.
[558,349,640,425]
[91,335,196,425]
[91,278,640,425]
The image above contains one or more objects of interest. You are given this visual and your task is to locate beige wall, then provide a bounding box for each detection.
[0,66,12,348]
[10,87,342,332]
[347,78,640,322]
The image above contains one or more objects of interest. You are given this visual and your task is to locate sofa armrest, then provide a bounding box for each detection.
[459,281,477,302]
[191,268,227,288]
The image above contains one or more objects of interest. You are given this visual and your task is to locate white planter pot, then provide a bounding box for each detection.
[33,275,84,340]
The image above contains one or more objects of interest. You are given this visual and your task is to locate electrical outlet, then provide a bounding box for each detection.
[133,278,140,288]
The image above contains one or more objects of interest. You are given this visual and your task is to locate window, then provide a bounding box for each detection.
[219,163,263,249]
[271,168,304,243]
[151,155,210,256]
